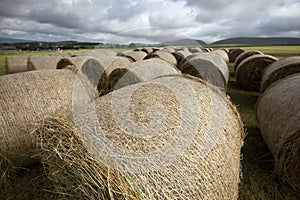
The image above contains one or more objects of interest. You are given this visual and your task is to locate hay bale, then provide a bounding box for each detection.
[256,73,300,190]
[235,54,278,91]
[180,54,228,90]
[234,50,263,71]
[212,49,229,64]
[98,57,133,95]
[229,48,245,63]
[161,47,176,53]
[0,70,77,167]
[5,55,29,74]
[141,47,154,54]
[56,56,107,92]
[171,50,192,67]
[106,58,180,92]
[32,74,244,199]
[188,47,204,53]
[119,51,148,62]
[260,56,300,92]
[144,50,177,67]
[28,55,64,70]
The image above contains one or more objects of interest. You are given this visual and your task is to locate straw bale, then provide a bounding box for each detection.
[256,73,300,190]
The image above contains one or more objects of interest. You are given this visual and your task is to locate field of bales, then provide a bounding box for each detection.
[0,45,299,199]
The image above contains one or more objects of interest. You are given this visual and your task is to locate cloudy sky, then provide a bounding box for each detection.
[0,0,300,44]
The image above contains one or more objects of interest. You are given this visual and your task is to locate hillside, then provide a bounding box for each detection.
[0,37,35,43]
[160,39,206,46]
[212,37,300,45]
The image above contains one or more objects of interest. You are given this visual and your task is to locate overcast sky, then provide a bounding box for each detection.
[0,0,300,44]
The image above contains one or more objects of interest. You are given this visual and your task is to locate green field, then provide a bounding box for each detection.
[0,46,299,199]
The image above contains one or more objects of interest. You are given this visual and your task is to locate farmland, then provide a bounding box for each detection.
[0,45,300,199]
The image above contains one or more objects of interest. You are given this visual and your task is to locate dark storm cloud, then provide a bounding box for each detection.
[0,0,299,43]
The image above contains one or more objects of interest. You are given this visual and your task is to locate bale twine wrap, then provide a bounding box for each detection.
[256,73,300,190]
[235,54,278,91]
[0,70,76,167]
[229,48,245,63]
[234,50,263,71]
[119,51,148,62]
[5,55,29,74]
[260,56,300,92]
[180,53,229,90]
[171,50,192,66]
[144,50,178,67]
[28,55,64,70]
[106,58,180,93]
[32,74,244,199]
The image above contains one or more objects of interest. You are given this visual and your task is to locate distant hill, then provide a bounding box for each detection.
[212,37,300,45]
[0,37,36,43]
[160,39,206,46]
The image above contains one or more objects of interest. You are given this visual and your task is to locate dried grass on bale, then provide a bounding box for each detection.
[28,55,64,70]
[256,73,300,190]
[212,49,229,64]
[141,47,154,54]
[235,54,278,91]
[180,54,228,90]
[171,50,192,67]
[229,48,245,63]
[32,74,244,199]
[234,50,263,72]
[188,47,204,53]
[98,57,133,95]
[5,55,29,74]
[106,58,180,93]
[260,56,300,92]
[144,50,178,67]
[119,51,148,62]
[182,53,229,83]
[0,70,76,168]
[57,56,107,93]
[160,47,176,53]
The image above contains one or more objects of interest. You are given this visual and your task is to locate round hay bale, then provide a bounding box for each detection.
[260,56,300,92]
[106,58,180,93]
[141,47,154,54]
[57,56,107,93]
[0,70,76,167]
[229,48,245,63]
[32,74,244,199]
[188,47,204,53]
[171,50,192,67]
[119,51,148,62]
[212,49,229,64]
[161,47,176,53]
[235,54,278,91]
[234,50,263,72]
[256,73,300,190]
[144,50,177,67]
[5,55,29,74]
[98,56,133,95]
[180,53,229,90]
[28,55,64,70]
